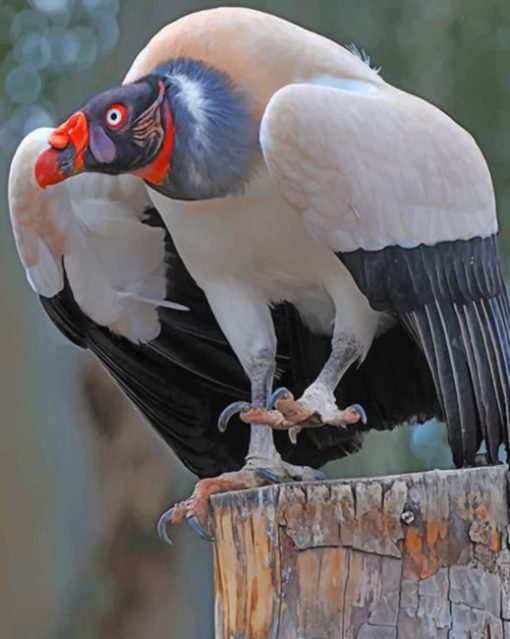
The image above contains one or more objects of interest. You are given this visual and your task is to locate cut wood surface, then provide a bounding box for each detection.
[210,466,510,639]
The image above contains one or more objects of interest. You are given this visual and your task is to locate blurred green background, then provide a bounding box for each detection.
[0,1,508,637]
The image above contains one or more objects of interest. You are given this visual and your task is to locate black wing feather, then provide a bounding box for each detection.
[38,209,361,477]
[340,235,510,466]
[39,207,444,476]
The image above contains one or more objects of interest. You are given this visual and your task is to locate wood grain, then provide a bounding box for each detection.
[210,466,510,638]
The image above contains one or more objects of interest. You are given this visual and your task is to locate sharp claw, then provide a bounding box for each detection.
[348,403,367,425]
[255,468,282,484]
[267,387,292,409]
[157,508,174,546]
[217,401,252,432]
[186,515,214,542]
[289,425,301,445]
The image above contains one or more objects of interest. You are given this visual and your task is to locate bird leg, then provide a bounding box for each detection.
[157,351,323,545]
[158,458,324,544]
[267,333,367,443]
[157,469,268,543]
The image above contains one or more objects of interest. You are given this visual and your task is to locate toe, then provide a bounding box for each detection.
[255,468,282,484]
[218,401,291,431]
[348,403,368,425]
[218,401,252,432]
[281,462,326,481]
[157,507,176,545]
[268,387,293,409]
[288,425,302,445]
[327,403,368,427]
[239,407,291,428]
[158,501,214,544]
[186,515,214,542]
[274,397,313,425]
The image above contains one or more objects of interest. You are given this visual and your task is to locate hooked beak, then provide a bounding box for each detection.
[34,112,89,189]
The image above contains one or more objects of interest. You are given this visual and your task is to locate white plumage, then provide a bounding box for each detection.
[9,129,186,343]
[260,83,496,253]
[149,163,380,371]
[8,8,510,539]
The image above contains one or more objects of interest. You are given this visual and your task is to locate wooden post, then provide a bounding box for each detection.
[210,466,510,638]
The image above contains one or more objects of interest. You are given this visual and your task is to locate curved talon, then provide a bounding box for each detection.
[218,401,252,432]
[157,508,174,546]
[288,425,302,445]
[268,387,293,410]
[348,403,367,425]
[186,515,214,542]
[255,468,282,484]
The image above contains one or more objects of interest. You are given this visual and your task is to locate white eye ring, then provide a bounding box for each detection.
[105,106,125,129]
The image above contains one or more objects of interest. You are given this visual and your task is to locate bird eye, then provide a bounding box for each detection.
[104,104,127,130]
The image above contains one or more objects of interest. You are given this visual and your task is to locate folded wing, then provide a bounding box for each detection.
[261,81,510,465]
[9,128,369,476]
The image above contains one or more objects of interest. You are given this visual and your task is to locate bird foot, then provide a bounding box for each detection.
[157,462,324,545]
[268,385,367,444]
[217,400,293,432]
[217,391,365,437]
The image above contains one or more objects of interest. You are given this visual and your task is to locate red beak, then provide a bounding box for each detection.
[34,112,89,189]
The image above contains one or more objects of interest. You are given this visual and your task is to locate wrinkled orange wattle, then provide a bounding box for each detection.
[34,112,89,189]
[133,93,175,186]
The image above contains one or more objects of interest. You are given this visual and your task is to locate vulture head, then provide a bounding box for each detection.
[35,75,173,189]
[34,59,257,200]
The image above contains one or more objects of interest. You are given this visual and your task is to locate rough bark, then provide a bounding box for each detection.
[210,466,510,639]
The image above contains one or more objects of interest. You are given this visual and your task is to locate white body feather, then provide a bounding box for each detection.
[147,67,496,375]
[149,167,381,372]
[7,8,507,472]
[260,83,497,254]
[9,129,186,344]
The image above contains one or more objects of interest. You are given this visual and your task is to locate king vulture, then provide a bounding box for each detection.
[9,8,510,542]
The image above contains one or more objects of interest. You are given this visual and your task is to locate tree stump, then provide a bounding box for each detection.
[210,466,510,638]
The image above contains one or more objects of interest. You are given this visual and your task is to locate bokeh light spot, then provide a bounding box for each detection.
[14,32,52,69]
[95,18,119,53]
[69,26,98,70]
[30,0,74,15]
[10,9,49,41]
[23,104,56,135]
[0,5,17,44]
[82,0,118,12]
[5,65,42,105]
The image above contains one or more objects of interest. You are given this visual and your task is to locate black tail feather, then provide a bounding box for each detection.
[401,293,510,465]
[456,301,500,460]
[341,235,510,466]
